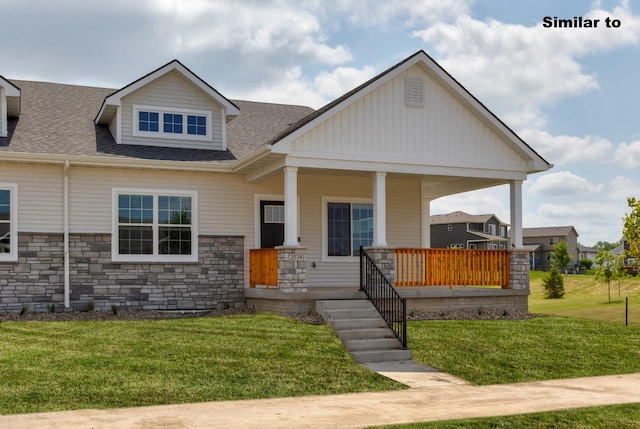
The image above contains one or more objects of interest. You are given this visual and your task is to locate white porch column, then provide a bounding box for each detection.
[420,181,432,248]
[283,166,299,246]
[373,172,387,247]
[421,197,432,248]
[510,180,523,248]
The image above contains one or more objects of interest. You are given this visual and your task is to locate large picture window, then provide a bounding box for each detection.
[113,189,197,262]
[133,105,212,142]
[0,184,17,262]
[324,199,373,258]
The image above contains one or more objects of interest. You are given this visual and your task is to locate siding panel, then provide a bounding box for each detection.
[290,64,527,172]
[120,70,225,150]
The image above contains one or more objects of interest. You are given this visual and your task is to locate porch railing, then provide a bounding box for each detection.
[249,248,278,288]
[360,247,407,348]
[395,248,510,288]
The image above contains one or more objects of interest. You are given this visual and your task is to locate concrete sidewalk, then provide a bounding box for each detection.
[2,370,639,428]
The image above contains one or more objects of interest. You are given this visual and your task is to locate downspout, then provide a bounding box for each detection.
[64,160,70,308]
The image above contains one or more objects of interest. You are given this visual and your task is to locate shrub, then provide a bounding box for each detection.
[542,267,565,299]
[579,258,593,270]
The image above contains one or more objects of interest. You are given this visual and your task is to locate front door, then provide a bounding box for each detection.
[260,200,285,248]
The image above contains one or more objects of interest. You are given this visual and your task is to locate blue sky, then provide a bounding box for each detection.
[1,0,639,246]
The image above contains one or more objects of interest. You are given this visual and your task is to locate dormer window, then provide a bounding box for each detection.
[133,105,212,142]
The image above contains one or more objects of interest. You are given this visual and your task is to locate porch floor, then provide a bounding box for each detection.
[244,286,529,315]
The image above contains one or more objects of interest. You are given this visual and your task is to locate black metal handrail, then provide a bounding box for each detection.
[360,247,407,348]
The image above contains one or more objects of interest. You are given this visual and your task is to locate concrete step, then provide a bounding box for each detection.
[343,338,404,352]
[316,299,373,311]
[336,328,396,341]
[322,308,380,320]
[328,317,389,330]
[350,348,413,364]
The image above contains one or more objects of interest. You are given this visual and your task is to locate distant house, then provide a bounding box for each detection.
[430,211,509,250]
[577,244,598,264]
[613,236,637,267]
[521,226,579,271]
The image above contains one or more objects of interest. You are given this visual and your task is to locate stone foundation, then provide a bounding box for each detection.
[0,233,245,313]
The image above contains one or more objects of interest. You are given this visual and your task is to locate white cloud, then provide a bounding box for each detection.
[529,171,601,196]
[412,2,640,127]
[431,186,510,223]
[519,129,613,166]
[312,66,377,99]
[614,140,640,168]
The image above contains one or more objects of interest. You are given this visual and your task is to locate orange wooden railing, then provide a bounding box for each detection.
[249,248,278,288]
[395,248,510,288]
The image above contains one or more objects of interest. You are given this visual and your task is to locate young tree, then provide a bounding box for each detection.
[622,197,640,266]
[542,266,565,299]
[551,241,572,272]
[594,250,624,303]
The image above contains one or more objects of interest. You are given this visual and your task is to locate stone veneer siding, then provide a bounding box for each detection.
[509,250,530,290]
[0,233,245,313]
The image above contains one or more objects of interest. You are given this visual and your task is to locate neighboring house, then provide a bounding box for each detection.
[430,211,509,250]
[521,226,579,271]
[577,244,598,265]
[0,51,551,314]
[613,236,637,268]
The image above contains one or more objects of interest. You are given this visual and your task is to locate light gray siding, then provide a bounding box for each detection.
[120,70,225,150]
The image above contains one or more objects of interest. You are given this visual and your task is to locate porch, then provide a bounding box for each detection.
[245,246,530,315]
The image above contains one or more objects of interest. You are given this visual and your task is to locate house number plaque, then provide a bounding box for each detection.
[289,253,305,261]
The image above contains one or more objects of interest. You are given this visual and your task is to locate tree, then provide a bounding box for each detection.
[542,267,565,299]
[594,250,625,303]
[579,258,593,270]
[551,241,572,272]
[622,197,640,266]
[592,240,621,252]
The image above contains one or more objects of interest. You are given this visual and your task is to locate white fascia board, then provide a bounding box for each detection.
[96,60,239,125]
[284,155,528,181]
[0,77,20,97]
[0,151,234,173]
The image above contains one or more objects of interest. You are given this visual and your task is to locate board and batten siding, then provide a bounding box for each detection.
[119,70,225,150]
[290,64,527,172]
[0,164,64,233]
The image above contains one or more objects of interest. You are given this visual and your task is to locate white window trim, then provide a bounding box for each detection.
[132,104,212,143]
[0,183,18,262]
[322,196,373,263]
[253,194,300,248]
[111,188,198,263]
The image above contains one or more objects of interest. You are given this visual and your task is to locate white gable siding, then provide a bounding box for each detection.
[120,70,225,150]
[290,65,527,172]
[0,164,64,233]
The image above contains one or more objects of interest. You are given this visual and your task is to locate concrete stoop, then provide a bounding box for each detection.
[316,299,412,364]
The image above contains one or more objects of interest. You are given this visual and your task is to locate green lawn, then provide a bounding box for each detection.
[370,403,640,429]
[529,272,640,326]
[0,313,404,414]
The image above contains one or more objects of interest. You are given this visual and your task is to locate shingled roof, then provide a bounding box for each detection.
[0,80,314,163]
[430,211,507,225]
[522,226,578,238]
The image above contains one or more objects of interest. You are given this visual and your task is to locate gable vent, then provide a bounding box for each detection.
[405,77,424,107]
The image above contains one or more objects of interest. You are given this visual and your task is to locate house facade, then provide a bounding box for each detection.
[0,51,551,314]
[522,226,579,271]
[430,211,509,250]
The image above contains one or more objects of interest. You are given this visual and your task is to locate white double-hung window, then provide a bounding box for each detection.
[0,184,17,262]
[112,189,198,262]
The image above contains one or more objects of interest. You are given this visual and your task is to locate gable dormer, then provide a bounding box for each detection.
[0,76,20,138]
[95,60,239,151]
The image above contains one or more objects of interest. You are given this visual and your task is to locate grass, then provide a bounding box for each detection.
[369,403,640,428]
[0,313,404,414]
[408,315,640,385]
[529,272,640,326]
